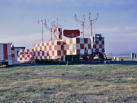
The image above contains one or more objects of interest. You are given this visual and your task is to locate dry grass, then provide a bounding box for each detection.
[0,64,137,103]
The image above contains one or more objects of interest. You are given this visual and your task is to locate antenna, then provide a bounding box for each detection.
[89,12,99,36]
[74,14,86,38]
[54,18,63,40]
[51,21,56,40]
[54,17,62,28]
[38,19,46,42]
[44,19,56,41]
[56,17,58,28]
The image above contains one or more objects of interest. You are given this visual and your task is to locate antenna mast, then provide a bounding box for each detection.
[74,14,85,38]
[89,12,99,36]
[38,19,46,42]
[56,17,58,28]
[44,19,55,41]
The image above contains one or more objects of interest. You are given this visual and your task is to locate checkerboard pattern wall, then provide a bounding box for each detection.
[64,38,91,55]
[18,49,34,63]
[91,36,105,53]
[17,36,105,63]
[34,40,64,61]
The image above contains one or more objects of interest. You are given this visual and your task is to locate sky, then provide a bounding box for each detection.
[0,0,137,54]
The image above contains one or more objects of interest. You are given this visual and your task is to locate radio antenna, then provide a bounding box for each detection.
[38,19,46,42]
[44,19,56,41]
[89,12,99,36]
[74,14,86,38]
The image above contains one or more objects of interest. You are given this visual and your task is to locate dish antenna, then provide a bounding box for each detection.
[89,12,99,36]
[74,14,86,38]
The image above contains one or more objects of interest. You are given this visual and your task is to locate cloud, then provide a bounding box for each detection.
[94,26,137,34]
[0,32,50,48]
[125,26,137,31]
[105,32,137,54]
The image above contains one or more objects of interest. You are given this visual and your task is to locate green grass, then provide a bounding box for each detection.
[0,64,137,103]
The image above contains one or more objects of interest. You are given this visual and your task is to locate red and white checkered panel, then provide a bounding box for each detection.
[34,40,64,61]
[18,49,34,63]
[64,38,76,55]
[91,36,105,53]
[54,28,62,40]
[64,38,91,55]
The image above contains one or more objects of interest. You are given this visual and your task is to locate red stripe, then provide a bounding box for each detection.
[3,44,8,60]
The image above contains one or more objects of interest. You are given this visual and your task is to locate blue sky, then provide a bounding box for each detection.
[0,0,137,54]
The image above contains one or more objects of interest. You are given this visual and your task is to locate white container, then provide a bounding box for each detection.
[0,43,14,65]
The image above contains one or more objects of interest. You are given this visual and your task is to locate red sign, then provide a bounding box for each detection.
[63,30,80,38]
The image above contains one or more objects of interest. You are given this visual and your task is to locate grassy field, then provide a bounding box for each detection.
[0,64,137,103]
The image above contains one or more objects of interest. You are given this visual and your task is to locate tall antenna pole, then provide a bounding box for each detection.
[42,23,44,42]
[82,15,85,38]
[89,12,99,36]
[38,19,45,42]
[44,19,56,41]
[56,17,58,28]
[51,21,55,41]
[74,14,86,38]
